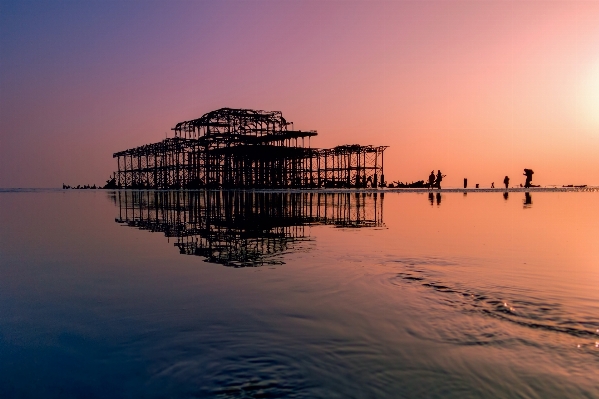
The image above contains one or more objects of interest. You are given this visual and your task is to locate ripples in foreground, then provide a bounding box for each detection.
[0,189,597,398]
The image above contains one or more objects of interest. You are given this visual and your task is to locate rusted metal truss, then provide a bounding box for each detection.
[113,108,387,189]
[112,190,384,267]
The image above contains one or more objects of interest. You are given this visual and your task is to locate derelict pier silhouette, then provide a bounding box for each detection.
[112,108,387,189]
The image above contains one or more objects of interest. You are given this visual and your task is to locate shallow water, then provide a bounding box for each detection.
[0,189,597,398]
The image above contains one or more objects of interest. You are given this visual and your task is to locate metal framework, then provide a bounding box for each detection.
[113,190,384,267]
[112,108,387,189]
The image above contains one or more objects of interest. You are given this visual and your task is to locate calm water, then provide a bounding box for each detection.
[0,189,597,398]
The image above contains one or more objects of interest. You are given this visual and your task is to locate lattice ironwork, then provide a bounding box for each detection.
[112,108,387,189]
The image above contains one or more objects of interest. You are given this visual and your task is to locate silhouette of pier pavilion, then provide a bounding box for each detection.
[113,108,387,189]
[113,190,384,267]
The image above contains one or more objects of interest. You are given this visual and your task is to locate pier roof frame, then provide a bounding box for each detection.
[171,108,318,142]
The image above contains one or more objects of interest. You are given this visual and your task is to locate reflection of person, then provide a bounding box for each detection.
[435,170,445,189]
[436,192,441,205]
[503,176,510,189]
[428,192,434,205]
[428,171,435,189]
[524,192,532,207]
[503,192,509,200]
[523,169,534,188]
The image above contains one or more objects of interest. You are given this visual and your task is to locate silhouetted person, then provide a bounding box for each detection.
[428,171,435,189]
[436,192,441,205]
[503,176,510,189]
[503,192,509,200]
[428,192,434,205]
[523,169,534,188]
[434,170,445,189]
[523,192,532,207]
[491,182,495,188]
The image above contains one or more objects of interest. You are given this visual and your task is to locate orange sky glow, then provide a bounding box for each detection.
[1,1,598,187]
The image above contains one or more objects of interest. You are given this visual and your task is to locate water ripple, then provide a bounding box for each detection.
[388,267,599,350]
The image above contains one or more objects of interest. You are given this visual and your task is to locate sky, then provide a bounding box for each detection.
[1,0,598,188]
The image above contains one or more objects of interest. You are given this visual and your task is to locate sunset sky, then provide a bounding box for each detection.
[1,1,598,188]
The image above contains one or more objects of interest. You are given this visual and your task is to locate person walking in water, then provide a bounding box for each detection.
[428,170,435,189]
[503,176,510,189]
[434,170,445,189]
[523,169,534,188]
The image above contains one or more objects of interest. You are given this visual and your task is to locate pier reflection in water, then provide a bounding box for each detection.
[112,190,384,267]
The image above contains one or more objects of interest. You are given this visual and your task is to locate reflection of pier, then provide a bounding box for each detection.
[113,190,384,267]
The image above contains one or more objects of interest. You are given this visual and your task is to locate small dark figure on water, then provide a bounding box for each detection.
[435,170,445,189]
[523,169,534,188]
[491,182,495,188]
[428,171,436,189]
[503,176,510,189]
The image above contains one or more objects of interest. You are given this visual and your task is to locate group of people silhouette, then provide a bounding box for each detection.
[424,169,534,190]
[427,170,446,189]
[506,169,535,189]
[499,170,534,189]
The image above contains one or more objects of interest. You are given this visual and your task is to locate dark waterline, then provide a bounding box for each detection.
[1,189,597,398]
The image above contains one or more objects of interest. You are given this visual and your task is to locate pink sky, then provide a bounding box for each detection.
[1,1,598,188]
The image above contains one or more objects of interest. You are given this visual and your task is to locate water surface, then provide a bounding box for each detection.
[1,189,597,398]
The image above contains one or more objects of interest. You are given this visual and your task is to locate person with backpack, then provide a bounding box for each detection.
[523,169,534,188]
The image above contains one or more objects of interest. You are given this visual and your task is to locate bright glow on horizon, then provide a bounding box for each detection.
[581,61,599,128]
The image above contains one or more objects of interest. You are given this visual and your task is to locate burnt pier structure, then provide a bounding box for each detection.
[112,108,387,189]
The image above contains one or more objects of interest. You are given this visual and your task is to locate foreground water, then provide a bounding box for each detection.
[0,189,597,398]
